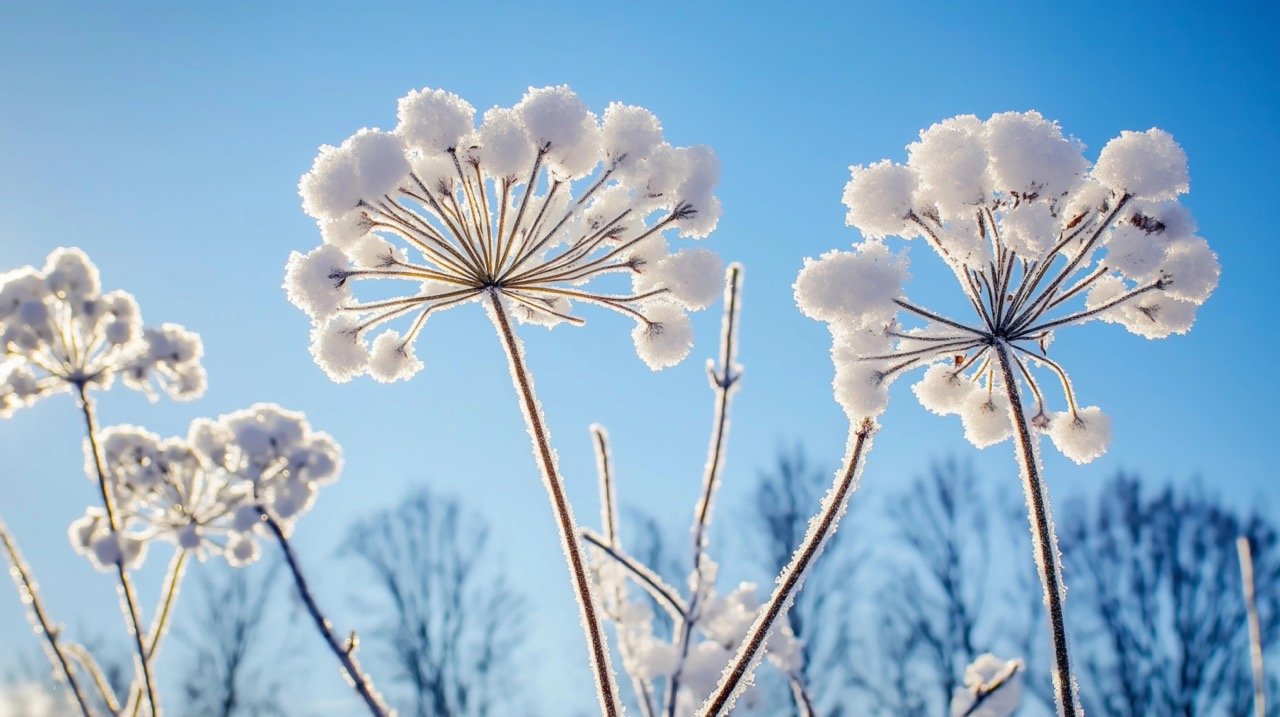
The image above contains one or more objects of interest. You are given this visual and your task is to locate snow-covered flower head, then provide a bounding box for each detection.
[287,85,723,379]
[0,248,206,417]
[69,404,340,571]
[797,112,1218,463]
[950,653,1023,717]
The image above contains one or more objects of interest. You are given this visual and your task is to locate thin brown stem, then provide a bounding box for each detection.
[260,509,393,716]
[76,385,159,717]
[1238,536,1267,717]
[581,530,688,620]
[0,522,95,717]
[699,421,875,716]
[487,291,622,717]
[993,342,1079,717]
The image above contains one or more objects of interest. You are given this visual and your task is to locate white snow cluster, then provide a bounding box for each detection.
[68,403,340,571]
[288,85,724,380]
[0,248,206,418]
[797,111,1218,461]
[949,653,1023,717]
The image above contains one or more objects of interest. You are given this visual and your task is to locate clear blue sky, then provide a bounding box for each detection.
[1,2,1277,714]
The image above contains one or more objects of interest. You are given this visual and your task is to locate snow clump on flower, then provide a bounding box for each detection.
[949,653,1023,717]
[796,111,1217,462]
[0,248,206,417]
[288,85,724,381]
[68,404,341,571]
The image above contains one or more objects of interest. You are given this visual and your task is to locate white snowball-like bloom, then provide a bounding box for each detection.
[290,85,722,383]
[68,405,343,571]
[800,112,1215,459]
[1047,406,1111,465]
[950,654,1023,717]
[0,248,206,418]
[1094,128,1189,200]
[632,302,693,370]
[842,161,917,239]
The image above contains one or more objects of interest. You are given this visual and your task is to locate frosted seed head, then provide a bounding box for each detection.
[842,161,918,239]
[42,247,101,300]
[913,362,978,416]
[347,129,409,201]
[299,143,362,221]
[1048,406,1111,464]
[793,243,908,327]
[309,315,370,382]
[1105,223,1171,282]
[1118,291,1198,339]
[318,211,374,251]
[907,114,989,218]
[632,302,693,370]
[984,111,1086,199]
[832,360,890,421]
[369,330,424,383]
[601,102,664,174]
[477,106,534,179]
[649,249,723,310]
[950,654,1023,717]
[395,87,477,153]
[1159,236,1219,304]
[516,85,601,180]
[1093,128,1189,200]
[284,245,351,322]
[960,389,1013,448]
[347,234,406,269]
[226,534,261,567]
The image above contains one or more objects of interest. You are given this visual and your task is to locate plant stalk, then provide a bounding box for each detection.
[1238,536,1267,717]
[487,290,622,717]
[260,510,393,717]
[993,341,1079,717]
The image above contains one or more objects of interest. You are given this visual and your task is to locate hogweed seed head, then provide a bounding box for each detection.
[68,404,340,571]
[796,111,1218,463]
[0,248,206,417]
[287,85,724,379]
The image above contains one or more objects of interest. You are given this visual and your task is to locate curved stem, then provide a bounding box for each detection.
[0,522,95,717]
[486,291,622,717]
[260,510,393,716]
[993,342,1079,717]
[699,420,875,716]
[126,550,189,717]
[76,385,159,717]
[788,673,816,717]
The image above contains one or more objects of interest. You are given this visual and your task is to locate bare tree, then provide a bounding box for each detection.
[1059,474,1280,717]
[344,488,527,717]
[178,561,289,716]
[745,444,860,716]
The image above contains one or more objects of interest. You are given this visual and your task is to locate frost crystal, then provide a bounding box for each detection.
[68,404,340,571]
[0,248,206,416]
[289,85,723,381]
[797,111,1218,461]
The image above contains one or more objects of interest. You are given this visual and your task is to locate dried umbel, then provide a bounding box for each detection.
[795,112,1217,464]
[68,404,341,572]
[288,84,723,379]
[0,248,206,416]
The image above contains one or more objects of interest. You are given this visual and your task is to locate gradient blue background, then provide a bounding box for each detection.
[1,2,1276,714]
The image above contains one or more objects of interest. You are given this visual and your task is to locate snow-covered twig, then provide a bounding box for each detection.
[123,550,189,717]
[0,521,95,717]
[1238,536,1267,717]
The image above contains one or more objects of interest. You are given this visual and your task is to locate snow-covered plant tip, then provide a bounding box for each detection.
[69,404,342,572]
[797,111,1218,717]
[950,654,1023,717]
[288,84,723,378]
[0,247,206,416]
[795,112,1217,462]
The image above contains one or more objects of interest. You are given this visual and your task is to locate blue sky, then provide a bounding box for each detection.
[1,2,1277,714]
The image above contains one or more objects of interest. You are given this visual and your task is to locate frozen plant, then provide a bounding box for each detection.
[288,84,724,715]
[582,266,814,717]
[795,112,1217,715]
[949,654,1023,717]
[0,248,207,716]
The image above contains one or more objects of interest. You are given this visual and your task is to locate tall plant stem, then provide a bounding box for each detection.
[0,522,95,717]
[487,290,622,717]
[700,420,874,716]
[993,342,1079,717]
[1238,536,1267,717]
[125,550,189,717]
[260,510,392,716]
[667,264,742,717]
[76,385,160,717]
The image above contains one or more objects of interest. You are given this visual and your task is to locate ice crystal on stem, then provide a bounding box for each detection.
[289,85,724,716]
[802,111,1218,717]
